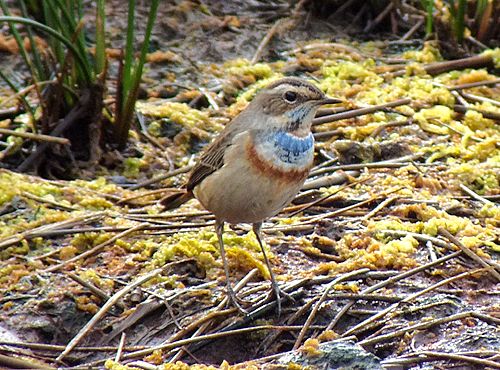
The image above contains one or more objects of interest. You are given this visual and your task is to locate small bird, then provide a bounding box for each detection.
[160,77,341,314]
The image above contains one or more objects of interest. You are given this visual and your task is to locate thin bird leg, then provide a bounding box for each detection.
[215,219,247,314]
[253,222,292,317]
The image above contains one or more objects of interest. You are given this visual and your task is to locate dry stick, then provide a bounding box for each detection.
[400,17,425,41]
[326,250,462,331]
[376,229,456,250]
[329,292,403,302]
[251,18,283,65]
[308,153,422,177]
[0,128,70,145]
[342,267,488,337]
[121,325,314,361]
[429,115,483,142]
[254,294,320,356]
[67,273,125,310]
[0,341,145,352]
[363,1,393,33]
[392,54,494,78]
[302,170,360,190]
[56,260,187,361]
[312,98,412,125]
[116,188,173,205]
[30,220,216,240]
[115,333,126,363]
[460,183,493,204]
[309,161,414,177]
[453,104,500,121]
[448,77,500,90]
[382,350,500,368]
[460,91,500,107]
[368,118,416,138]
[363,196,399,220]
[0,212,106,250]
[0,107,25,121]
[44,223,149,273]
[406,350,500,369]
[167,269,258,362]
[358,311,472,347]
[22,191,77,211]
[0,80,57,109]
[128,165,194,191]
[302,187,403,224]
[472,311,500,325]
[0,353,55,370]
[438,227,500,281]
[293,268,370,350]
[290,178,365,217]
[17,90,91,172]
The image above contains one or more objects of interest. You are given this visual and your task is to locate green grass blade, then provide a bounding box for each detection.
[116,0,160,149]
[424,0,434,35]
[122,0,137,98]
[94,0,106,75]
[0,69,35,119]
[0,16,92,84]
[452,0,467,42]
[19,0,46,81]
[0,1,40,82]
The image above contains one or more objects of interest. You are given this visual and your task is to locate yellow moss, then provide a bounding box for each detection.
[75,295,99,314]
[383,235,418,254]
[59,246,78,260]
[144,349,163,364]
[287,363,303,370]
[136,102,211,131]
[370,219,412,233]
[105,359,141,370]
[123,158,148,178]
[0,170,62,205]
[223,58,277,80]
[334,282,359,292]
[414,106,453,135]
[299,338,321,357]
[464,137,500,162]
[402,43,443,63]
[74,177,119,193]
[482,48,500,68]
[72,232,116,250]
[278,216,303,225]
[79,269,114,292]
[478,203,500,218]
[317,330,339,342]
[425,143,462,163]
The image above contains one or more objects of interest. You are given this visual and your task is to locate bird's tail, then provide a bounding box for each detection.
[158,189,194,211]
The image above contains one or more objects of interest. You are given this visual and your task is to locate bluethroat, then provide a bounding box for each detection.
[160,77,341,314]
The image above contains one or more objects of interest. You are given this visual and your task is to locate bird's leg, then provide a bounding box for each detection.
[216,219,247,314]
[253,222,292,317]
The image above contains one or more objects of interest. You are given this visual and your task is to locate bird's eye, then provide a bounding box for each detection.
[284,91,297,103]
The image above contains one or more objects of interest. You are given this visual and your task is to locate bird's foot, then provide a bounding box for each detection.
[225,283,248,315]
[267,280,294,317]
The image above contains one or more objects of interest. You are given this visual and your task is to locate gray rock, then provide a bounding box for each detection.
[278,340,383,370]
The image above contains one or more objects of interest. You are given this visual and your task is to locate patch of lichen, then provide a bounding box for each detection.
[0,170,63,205]
[368,202,500,252]
[149,228,274,282]
[106,359,240,370]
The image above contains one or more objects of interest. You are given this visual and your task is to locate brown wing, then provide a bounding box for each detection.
[186,129,235,191]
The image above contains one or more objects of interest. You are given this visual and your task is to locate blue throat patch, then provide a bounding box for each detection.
[272,131,314,164]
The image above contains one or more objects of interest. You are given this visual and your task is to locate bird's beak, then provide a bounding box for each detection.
[318,97,342,105]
